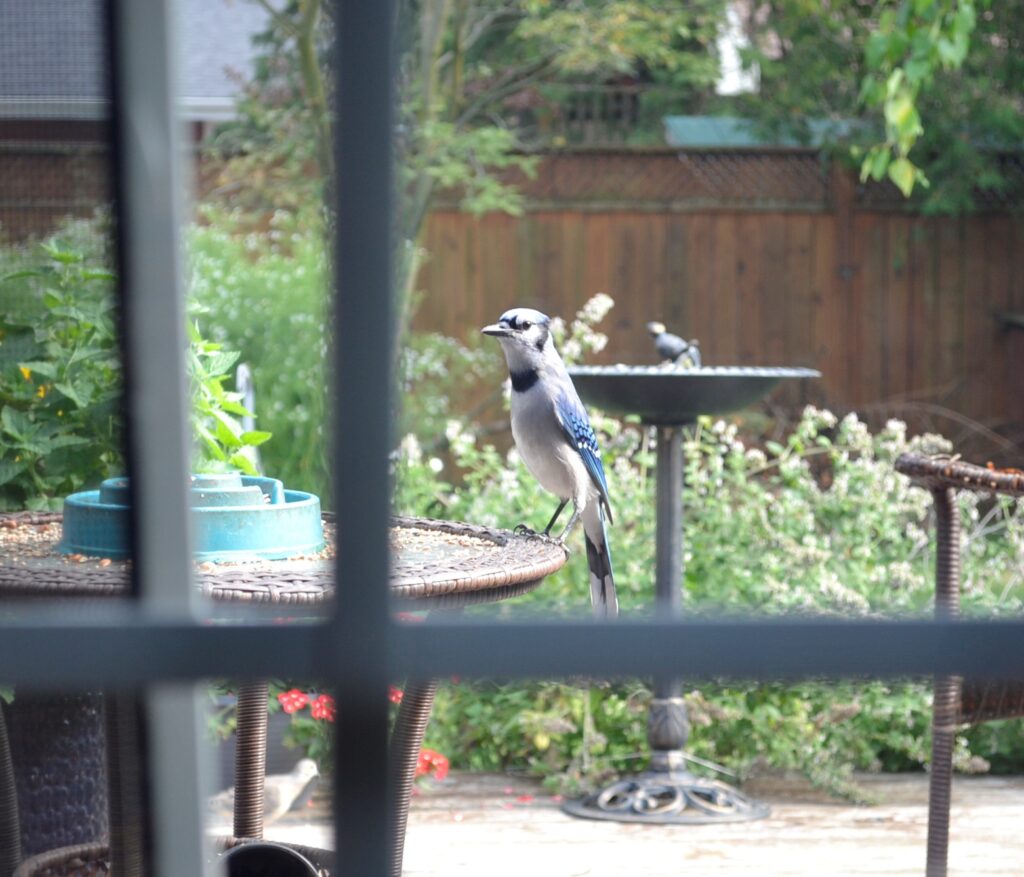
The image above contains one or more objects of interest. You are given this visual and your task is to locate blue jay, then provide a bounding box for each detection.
[646,321,701,367]
[482,307,617,618]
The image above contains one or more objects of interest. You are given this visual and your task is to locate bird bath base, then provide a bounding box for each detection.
[563,770,769,825]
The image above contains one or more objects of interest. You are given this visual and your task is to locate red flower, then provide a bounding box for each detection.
[310,693,336,722]
[415,748,449,781]
[388,685,404,704]
[277,688,309,714]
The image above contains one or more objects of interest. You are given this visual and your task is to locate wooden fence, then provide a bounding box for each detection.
[413,150,1024,447]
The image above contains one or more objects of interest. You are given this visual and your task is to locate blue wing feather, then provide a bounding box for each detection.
[554,390,613,524]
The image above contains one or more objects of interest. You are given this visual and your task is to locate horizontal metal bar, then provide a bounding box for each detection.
[393,617,1024,680]
[0,615,1023,684]
[0,611,319,686]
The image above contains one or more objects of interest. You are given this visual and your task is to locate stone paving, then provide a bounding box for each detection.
[232,770,1024,876]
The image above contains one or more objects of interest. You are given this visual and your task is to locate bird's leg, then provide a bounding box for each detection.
[514,498,569,538]
[556,504,582,544]
[543,498,569,536]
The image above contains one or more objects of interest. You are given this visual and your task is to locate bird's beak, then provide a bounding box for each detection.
[481,323,510,337]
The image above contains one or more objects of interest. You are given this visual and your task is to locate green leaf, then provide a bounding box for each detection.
[240,430,272,448]
[865,33,891,70]
[885,92,915,132]
[213,408,243,436]
[904,57,931,85]
[954,3,977,35]
[205,350,242,377]
[53,382,86,407]
[1,407,33,440]
[80,269,116,282]
[46,435,90,451]
[195,422,227,461]
[18,361,59,379]
[888,157,917,196]
[0,269,44,284]
[867,147,890,181]
[937,35,967,67]
[229,452,258,476]
[0,460,27,487]
[218,399,254,417]
[215,417,243,450]
[41,242,83,264]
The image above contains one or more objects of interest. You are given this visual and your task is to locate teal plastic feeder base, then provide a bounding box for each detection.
[61,473,324,562]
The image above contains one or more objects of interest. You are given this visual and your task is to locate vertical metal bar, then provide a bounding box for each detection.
[926,487,962,877]
[654,427,684,619]
[649,426,688,769]
[331,1,396,874]
[108,0,211,873]
[147,685,214,876]
[111,4,194,594]
[654,426,684,698]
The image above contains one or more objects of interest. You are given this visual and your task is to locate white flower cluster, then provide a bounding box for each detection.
[553,293,615,365]
[445,419,475,457]
[801,405,838,431]
[399,434,422,464]
[818,570,870,613]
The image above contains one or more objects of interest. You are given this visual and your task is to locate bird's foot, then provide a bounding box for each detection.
[544,530,573,557]
[550,536,572,558]
[515,524,571,556]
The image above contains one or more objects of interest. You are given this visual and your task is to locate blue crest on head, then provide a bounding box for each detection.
[498,307,551,329]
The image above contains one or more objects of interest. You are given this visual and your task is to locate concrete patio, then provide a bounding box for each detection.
[248,770,1024,876]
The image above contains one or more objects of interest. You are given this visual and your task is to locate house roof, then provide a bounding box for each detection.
[0,0,268,121]
[663,115,860,148]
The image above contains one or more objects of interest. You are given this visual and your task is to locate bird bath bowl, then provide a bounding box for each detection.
[568,365,821,425]
[562,362,819,825]
[61,473,324,561]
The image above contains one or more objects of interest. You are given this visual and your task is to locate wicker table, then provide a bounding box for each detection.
[0,513,568,877]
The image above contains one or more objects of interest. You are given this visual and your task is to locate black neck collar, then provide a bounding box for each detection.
[510,368,539,392]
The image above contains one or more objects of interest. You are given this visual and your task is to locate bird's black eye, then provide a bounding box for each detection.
[520,320,532,330]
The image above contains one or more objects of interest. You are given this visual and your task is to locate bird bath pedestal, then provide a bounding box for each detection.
[563,365,819,824]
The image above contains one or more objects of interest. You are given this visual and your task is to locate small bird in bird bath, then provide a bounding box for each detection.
[646,321,701,368]
[209,757,320,825]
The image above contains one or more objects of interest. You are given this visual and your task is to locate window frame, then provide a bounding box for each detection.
[0,2,1020,875]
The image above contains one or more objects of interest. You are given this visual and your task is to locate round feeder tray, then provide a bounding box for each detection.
[61,473,324,562]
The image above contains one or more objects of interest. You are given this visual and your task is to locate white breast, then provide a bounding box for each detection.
[510,383,592,507]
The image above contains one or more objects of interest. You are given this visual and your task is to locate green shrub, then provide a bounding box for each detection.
[392,303,1024,795]
[188,208,328,496]
[0,218,271,508]
[0,239,122,509]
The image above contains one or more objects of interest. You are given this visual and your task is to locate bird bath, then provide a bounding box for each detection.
[569,365,820,425]
[563,364,820,824]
